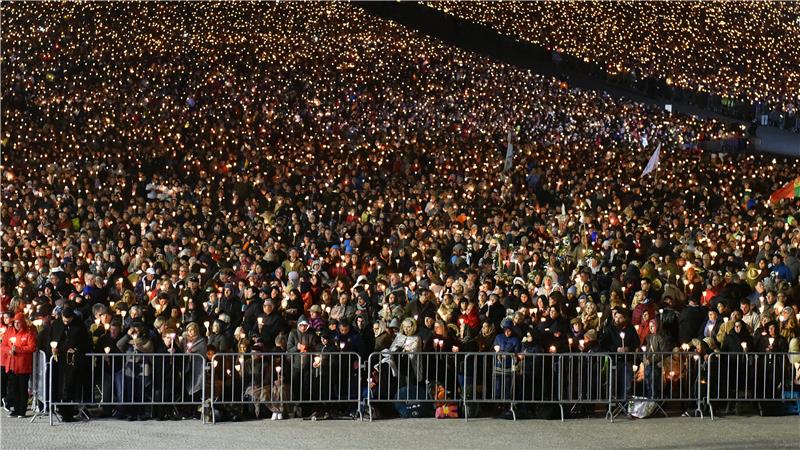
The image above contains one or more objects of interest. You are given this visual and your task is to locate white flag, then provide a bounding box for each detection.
[641,142,661,178]
[503,129,514,172]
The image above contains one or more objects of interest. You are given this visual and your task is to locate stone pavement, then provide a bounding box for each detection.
[1,414,798,449]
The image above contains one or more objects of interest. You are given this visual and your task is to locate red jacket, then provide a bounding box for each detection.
[0,325,8,367]
[1,324,37,374]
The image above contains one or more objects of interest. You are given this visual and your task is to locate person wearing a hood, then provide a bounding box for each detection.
[287,316,321,354]
[492,319,521,403]
[1,313,37,417]
[388,317,423,384]
[208,320,231,353]
[458,302,481,352]
[372,320,393,351]
[115,321,154,420]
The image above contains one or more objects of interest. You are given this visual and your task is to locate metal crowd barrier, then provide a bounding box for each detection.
[706,352,800,420]
[609,352,705,420]
[29,350,49,423]
[210,352,362,424]
[462,352,517,420]
[48,352,207,425]
[556,352,614,421]
[463,352,613,422]
[366,351,464,421]
[32,350,800,424]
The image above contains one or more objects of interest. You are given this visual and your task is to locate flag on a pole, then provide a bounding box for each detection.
[503,129,514,172]
[641,142,661,178]
[769,177,800,203]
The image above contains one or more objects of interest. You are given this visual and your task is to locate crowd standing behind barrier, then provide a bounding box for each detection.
[1,1,800,427]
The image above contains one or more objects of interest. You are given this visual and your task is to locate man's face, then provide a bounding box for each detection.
[613,312,626,327]
[740,303,750,314]
[62,315,73,325]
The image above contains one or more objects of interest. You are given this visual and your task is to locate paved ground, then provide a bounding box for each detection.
[1,413,798,449]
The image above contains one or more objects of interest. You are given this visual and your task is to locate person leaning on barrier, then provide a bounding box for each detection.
[1,312,37,417]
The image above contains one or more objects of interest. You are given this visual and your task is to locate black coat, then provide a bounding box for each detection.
[50,318,92,402]
[678,304,707,344]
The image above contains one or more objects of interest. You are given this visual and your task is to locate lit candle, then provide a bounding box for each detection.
[451,346,459,353]
[104,347,110,354]
[741,342,747,351]
[9,337,16,345]
[50,341,57,350]
[339,342,345,350]
[549,345,556,353]
[681,343,690,351]
[494,345,501,352]
[768,337,774,346]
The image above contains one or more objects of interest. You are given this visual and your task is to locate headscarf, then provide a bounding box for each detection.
[462,305,480,329]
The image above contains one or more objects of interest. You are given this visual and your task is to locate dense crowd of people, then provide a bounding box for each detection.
[0,2,798,422]
[426,1,800,115]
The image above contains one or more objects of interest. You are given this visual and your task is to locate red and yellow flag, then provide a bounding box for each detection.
[770,177,800,203]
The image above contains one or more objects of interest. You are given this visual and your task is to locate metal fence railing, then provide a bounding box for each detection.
[608,352,706,420]
[209,352,362,423]
[48,353,207,425]
[366,351,464,421]
[29,350,49,423]
[27,350,800,424]
[706,352,800,420]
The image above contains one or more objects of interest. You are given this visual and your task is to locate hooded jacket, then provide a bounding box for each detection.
[1,317,37,374]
